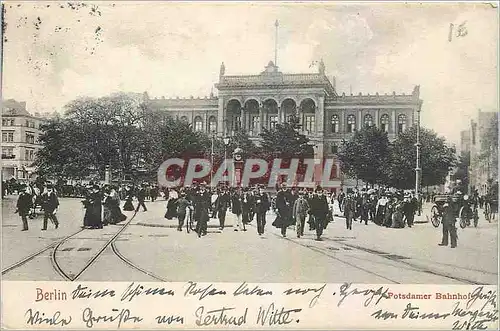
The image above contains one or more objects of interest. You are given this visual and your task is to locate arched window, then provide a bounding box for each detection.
[398,114,407,133]
[208,116,217,133]
[347,114,356,133]
[380,114,389,132]
[180,116,188,123]
[364,114,373,127]
[331,115,339,133]
[194,116,203,132]
[331,143,338,154]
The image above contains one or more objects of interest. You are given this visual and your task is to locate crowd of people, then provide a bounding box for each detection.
[155,183,424,240]
[9,178,497,246]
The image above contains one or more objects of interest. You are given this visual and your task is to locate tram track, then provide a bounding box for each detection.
[317,236,488,285]
[255,224,401,284]
[110,241,169,282]
[69,210,138,281]
[1,228,85,276]
[253,217,489,285]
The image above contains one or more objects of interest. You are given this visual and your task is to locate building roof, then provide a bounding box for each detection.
[2,99,30,116]
[148,96,218,109]
[215,61,337,97]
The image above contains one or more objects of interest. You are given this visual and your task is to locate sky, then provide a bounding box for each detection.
[1,1,498,145]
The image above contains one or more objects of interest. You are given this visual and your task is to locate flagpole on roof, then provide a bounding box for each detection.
[274,20,279,66]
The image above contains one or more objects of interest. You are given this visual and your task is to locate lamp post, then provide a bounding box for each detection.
[223,136,230,163]
[415,103,422,201]
[223,136,230,187]
[210,131,215,187]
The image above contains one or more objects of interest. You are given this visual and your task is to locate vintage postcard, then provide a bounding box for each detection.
[1,1,498,329]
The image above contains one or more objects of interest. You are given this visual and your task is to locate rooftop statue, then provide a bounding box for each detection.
[220,62,225,77]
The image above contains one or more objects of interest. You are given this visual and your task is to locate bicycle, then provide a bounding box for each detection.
[484,201,492,222]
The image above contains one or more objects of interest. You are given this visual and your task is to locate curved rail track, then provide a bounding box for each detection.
[3,209,168,282]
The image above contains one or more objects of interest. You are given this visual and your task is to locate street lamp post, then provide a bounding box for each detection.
[223,136,230,164]
[210,132,215,187]
[415,103,422,201]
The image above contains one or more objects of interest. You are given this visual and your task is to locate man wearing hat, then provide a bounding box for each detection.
[293,190,309,238]
[40,184,59,230]
[254,186,270,235]
[15,184,33,231]
[194,182,211,237]
[135,183,148,212]
[274,183,293,237]
[439,196,458,248]
[309,186,329,240]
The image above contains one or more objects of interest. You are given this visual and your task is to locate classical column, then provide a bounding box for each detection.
[217,98,224,135]
[277,106,283,124]
[259,105,264,133]
[317,96,325,135]
[391,109,396,134]
[341,109,346,133]
[241,106,246,132]
[375,109,380,128]
[357,109,362,131]
[204,112,209,133]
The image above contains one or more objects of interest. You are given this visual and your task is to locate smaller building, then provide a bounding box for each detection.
[465,109,498,195]
[1,99,46,181]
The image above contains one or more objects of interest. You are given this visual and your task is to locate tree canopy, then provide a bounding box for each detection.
[388,127,456,189]
[259,116,314,159]
[35,94,210,182]
[338,125,390,186]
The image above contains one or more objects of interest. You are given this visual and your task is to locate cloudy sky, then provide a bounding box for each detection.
[2,1,498,144]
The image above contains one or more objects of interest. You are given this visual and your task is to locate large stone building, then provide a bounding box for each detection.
[462,109,499,195]
[1,99,47,181]
[146,61,423,190]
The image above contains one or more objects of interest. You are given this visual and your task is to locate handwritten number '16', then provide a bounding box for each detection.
[449,21,468,42]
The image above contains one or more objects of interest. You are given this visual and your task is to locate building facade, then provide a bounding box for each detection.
[466,109,498,195]
[146,61,423,190]
[1,99,46,181]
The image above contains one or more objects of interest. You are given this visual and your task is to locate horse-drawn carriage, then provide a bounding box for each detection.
[430,194,478,229]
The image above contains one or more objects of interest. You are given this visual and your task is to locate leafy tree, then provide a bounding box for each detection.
[36,93,211,182]
[35,119,92,179]
[338,125,390,186]
[226,129,260,157]
[388,127,456,189]
[259,116,314,158]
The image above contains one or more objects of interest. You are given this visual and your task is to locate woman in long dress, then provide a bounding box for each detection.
[82,185,103,229]
[165,189,179,219]
[110,186,126,224]
[122,186,135,211]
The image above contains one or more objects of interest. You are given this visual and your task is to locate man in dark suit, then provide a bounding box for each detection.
[275,183,292,237]
[194,183,211,237]
[135,184,148,212]
[41,184,59,230]
[215,187,231,231]
[439,196,458,248]
[309,186,329,240]
[16,184,33,231]
[254,186,270,235]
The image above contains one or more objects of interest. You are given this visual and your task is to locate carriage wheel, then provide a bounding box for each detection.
[484,203,491,222]
[458,206,467,229]
[431,206,441,228]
